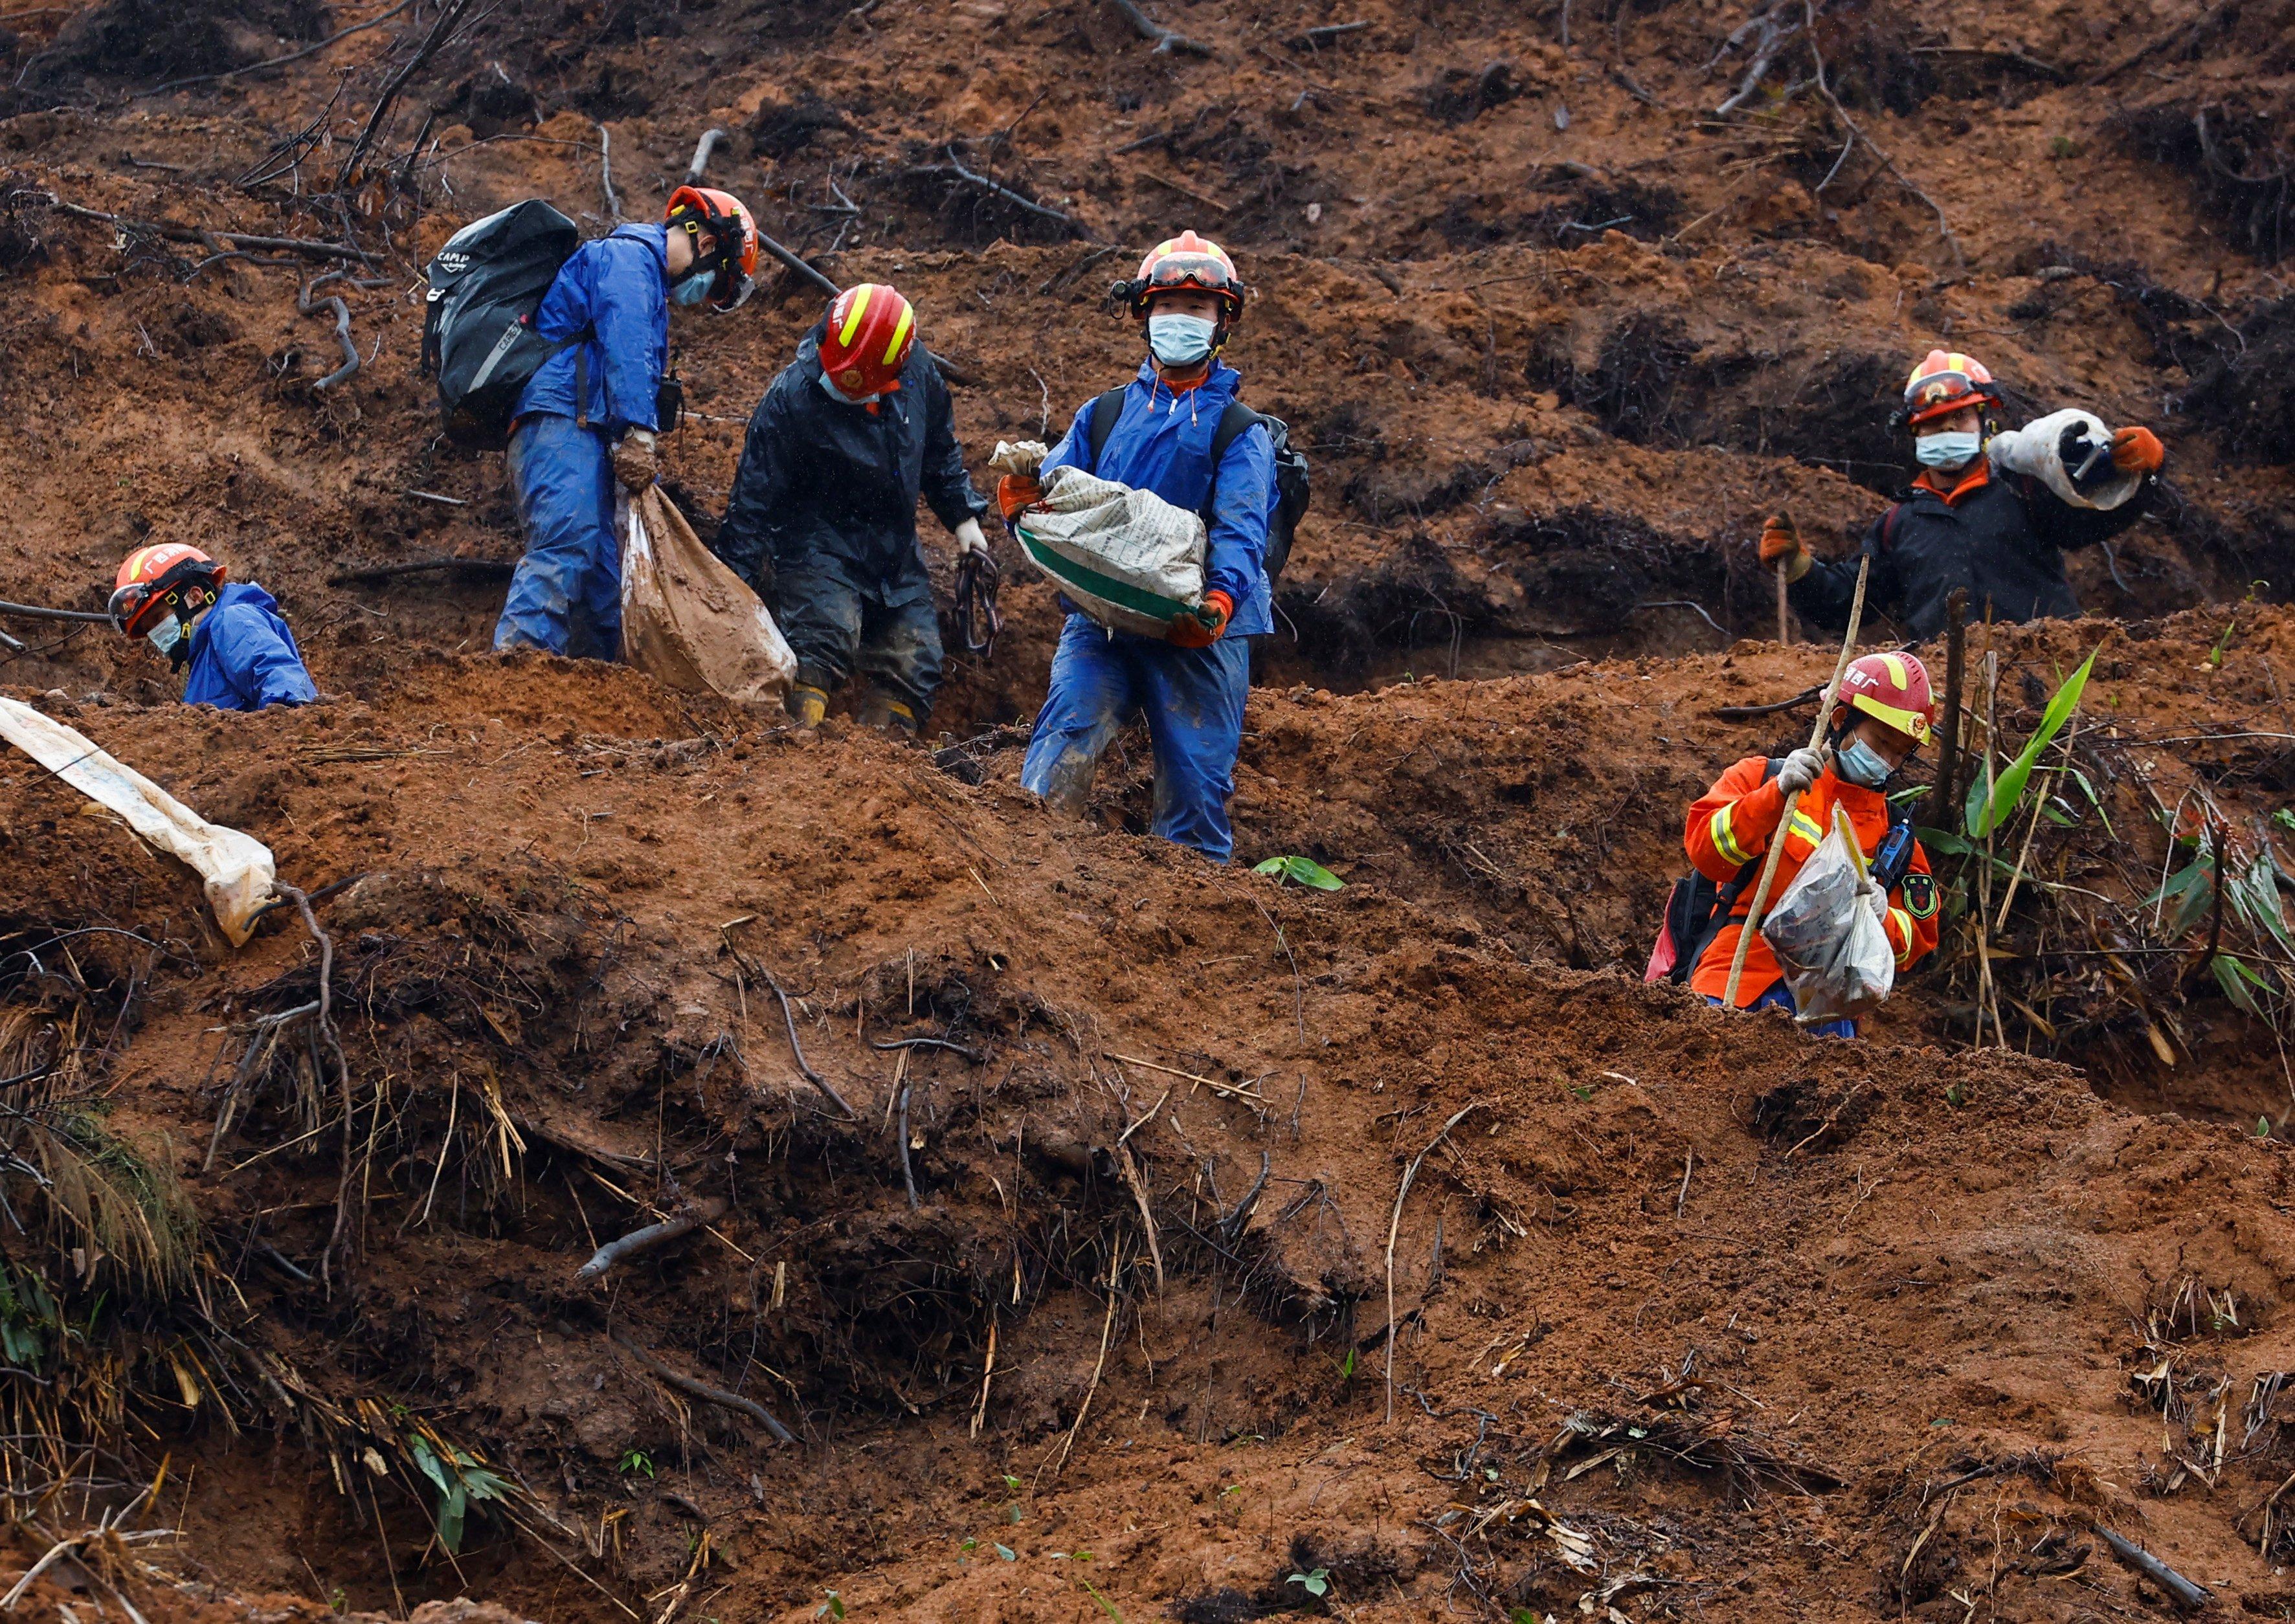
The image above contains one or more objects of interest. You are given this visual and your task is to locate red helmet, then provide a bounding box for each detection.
[1117,230,1246,323]
[664,185,761,311]
[109,543,223,638]
[819,284,915,399]
[1833,651,1936,747]
[1901,349,2002,428]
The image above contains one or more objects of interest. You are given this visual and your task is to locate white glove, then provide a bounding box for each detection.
[1866,882,1890,924]
[611,428,658,492]
[1776,746,1825,795]
[953,517,990,561]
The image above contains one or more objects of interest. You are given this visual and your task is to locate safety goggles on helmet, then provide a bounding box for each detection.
[1114,231,1246,322]
[1899,348,2002,430]
[109,544,224,640]
[664,185,761,313]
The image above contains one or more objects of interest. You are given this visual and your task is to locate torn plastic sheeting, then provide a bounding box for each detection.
[0,695,276,946]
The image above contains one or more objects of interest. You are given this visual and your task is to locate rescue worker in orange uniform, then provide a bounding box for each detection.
[1684,651,1942,1035]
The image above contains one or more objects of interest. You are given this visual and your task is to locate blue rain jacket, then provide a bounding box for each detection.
[1039,358,1275,637]
[182,583,317,711]
[514,224,669,436]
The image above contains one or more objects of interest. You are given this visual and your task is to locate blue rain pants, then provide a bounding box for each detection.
[1020,614,1251,862]
[495,412,620,659]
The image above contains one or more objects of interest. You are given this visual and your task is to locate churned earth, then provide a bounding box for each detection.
[4,0,2295,1619]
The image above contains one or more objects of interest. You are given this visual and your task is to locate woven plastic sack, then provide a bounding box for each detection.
[1986,408,2144,511]
[0,695,276,946]
[1761,806,1896,1025]
[1009,462,1206,638]
[620,485,795,706]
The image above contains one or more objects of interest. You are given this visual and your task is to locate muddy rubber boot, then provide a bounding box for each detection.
[857,686,920,737]
[787,683,829,729]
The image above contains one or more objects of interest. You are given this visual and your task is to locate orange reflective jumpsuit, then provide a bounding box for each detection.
[1685,756,1940,1008]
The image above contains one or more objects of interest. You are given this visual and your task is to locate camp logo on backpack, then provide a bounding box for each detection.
[1084,387,1311,585]
[422,200,581,452]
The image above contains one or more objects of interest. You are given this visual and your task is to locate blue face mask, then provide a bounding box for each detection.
[671,272,713,308]
[1147,311,1217,368]
[1916,430,1982,470]
[819,370,876,406]
[1837,736,1896,788]
[145,617,183,658]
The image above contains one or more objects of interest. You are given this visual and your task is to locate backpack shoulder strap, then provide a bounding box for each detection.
[1084,386,1128,473]
[1201,400,1264,520]
[1716,756,1789,902]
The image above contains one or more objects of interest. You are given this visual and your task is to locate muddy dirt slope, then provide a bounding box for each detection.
[5,0,2295,1619]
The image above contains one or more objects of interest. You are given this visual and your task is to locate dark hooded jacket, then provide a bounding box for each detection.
[1790,456,2155,640]
[712,325,989,607]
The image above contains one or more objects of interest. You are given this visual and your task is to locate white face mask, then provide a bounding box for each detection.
[818,369,877,406]
[1916,430,1982,471]
[145,617,183,658]
[1147,312,1217,368]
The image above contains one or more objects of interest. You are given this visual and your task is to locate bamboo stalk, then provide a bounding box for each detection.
[1721,555,1872,1008]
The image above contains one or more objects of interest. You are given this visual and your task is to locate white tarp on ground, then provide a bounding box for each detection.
[0,695,276,945]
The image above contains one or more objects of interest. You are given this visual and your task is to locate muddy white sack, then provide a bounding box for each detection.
[620,486,796,706]
[1987,408,2144,511]
[0,695,276,945]
[1013,464,1207,639]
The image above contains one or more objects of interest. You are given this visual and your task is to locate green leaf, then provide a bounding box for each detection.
[995,1543,1017,1562]
[1080,1579,1125,1621]
[2214,955,2267,1017]
[436,1480,468,1554]
[1916,825,1974,857]
[1973,649,2097,838]
[2235,852,2295,957]
[2276,808,2295,832]
[1288,1569,1331,1598]
[1253,854,1345,891]
[2155,856,2215,942]
[410,1436,451,1498]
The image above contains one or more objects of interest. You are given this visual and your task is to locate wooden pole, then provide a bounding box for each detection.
[1932,588,1968,823]
[1776,563,1791,645]
[1721,555,1872,1008]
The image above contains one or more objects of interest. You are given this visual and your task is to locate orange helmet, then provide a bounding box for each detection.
[1833,651,1936,747]
[1901,349,2002,428]
[664,186,760,311]
[819,284,916,399]
[1116,230,1246,323]
[109,543,224,638]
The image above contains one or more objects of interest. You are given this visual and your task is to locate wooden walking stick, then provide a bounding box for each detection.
[1721,553,1872,1008]
[1776,562,1791,645]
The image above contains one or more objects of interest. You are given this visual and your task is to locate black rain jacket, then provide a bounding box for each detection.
[1790,457,2155,641]
[713,326,989,608]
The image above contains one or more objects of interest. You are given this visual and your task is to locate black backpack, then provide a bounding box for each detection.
[1084,387,1311,584]
[422,201,581,450]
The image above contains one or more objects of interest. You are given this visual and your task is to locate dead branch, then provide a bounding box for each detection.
[0,599,111,625]
[895,1083,919,1210]
[682,127,730,186]
[1106,0,1211,56]
[36,198,374,263]
[908,148,1087,234]
[140,0,416,96]
[613,1332,796,1444]
[718,926,858,1118]
[1113,1139,1165,1292]
[337,0,486,190]
[1386,1102,1484,1423]
[576,1197,729,1283]
[598,123,620,223]
[2090,1522,2208,1612]
[1046,1239,1125,1477]
[298,271,359,390]
[327,557,515,586]
[1800,0,1962,267]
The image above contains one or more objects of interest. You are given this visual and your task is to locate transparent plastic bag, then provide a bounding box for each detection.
[1760,807,1896,1025]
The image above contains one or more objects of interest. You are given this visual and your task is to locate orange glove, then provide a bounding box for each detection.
[2111,426,2164,476]
[1758,513,1810,583]
[996,474,1043,522]
[1167,590,1233,649]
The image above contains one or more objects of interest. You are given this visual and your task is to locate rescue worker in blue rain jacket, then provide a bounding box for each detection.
[493,186,761,659]
[710,283,993,733]
[996,232,1275,862]
[108,543,318,711]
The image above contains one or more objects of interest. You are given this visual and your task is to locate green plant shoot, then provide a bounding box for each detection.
[1970,648,2096,839]
[1253,855,1345,891]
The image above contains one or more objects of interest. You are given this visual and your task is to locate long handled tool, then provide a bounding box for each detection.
[1721,554,1872,1008]
[0,599,113,625]
[1776,563,1790,644]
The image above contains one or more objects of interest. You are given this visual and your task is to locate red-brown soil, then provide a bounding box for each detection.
[5,0,2295,1619]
